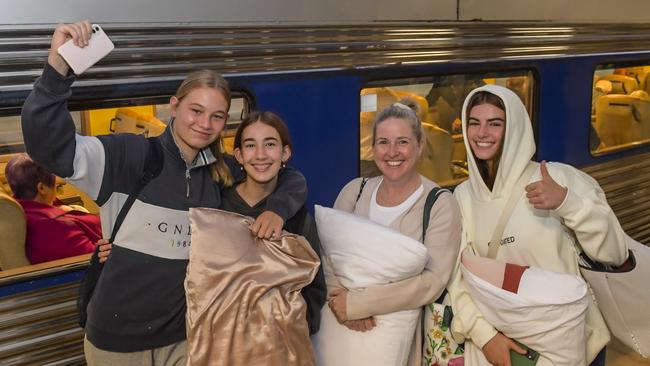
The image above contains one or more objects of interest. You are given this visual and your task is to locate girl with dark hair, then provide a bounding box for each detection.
[221,111,326,336]
[448,85,628,366]
[184,111,325,365]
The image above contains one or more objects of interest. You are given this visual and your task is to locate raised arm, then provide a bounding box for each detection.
[22,21,143,206]
[21,22,109,201]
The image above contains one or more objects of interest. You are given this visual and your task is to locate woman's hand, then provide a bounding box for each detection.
[343,317,376,332]
[251,211,284,239]
[328,288,349,323]
[96,239,112,264]
[481,332,527,366]
[48,21,93,76]
[525,161,568,210]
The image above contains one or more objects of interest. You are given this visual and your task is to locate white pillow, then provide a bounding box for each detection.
[461,251,588,365]
[314,205,428,289]
[312,205,429,366]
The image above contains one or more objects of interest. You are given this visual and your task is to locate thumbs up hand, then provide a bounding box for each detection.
[525,161,568,210]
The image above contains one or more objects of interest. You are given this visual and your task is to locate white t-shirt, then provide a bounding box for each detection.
[369,179,423,227]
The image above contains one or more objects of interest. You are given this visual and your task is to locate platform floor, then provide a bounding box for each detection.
[606,338,650,365]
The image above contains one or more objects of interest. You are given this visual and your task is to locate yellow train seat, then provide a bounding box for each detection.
[595,93,650,149]
[0,192,29,270]
[601,74,639,95]
[110,108,140,134]
[111,109,167,137]
[645,73,650,95]
[136,114,167,137]
[624,67,648,92]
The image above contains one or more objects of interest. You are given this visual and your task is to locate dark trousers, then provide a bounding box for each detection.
[589,348,606,366]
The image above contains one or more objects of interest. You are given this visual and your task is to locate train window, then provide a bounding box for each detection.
[0,113,82,155]
[0,95,248,277]
[591,65,650,155]
[80,97,247,154]
[360,72,534,187]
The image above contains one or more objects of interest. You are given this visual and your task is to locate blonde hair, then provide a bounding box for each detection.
[372,101,424,145]
[175,69,234,187]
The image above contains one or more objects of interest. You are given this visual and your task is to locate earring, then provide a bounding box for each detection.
[240,166,243,171]
[281,161,286,168]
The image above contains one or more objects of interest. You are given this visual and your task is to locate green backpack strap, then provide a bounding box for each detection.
[422,187,450,240]
[422,186,451,304]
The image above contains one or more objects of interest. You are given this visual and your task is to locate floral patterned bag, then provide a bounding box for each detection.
[420,188,464,366]
[423,298,464,366]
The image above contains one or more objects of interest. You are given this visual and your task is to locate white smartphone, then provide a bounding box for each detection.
[57,24,114,75]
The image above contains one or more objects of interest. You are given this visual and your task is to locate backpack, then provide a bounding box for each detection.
[77,137,164,328]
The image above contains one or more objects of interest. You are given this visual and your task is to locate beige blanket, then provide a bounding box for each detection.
[186,208,319,366]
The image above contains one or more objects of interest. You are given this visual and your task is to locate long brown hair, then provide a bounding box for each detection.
[465,91,506,190]
[175,69,233,187]
[234,111,292,153]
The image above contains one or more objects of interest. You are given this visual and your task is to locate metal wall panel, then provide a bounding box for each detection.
[583,152,650,244]
[0,282,84,365]
[2,22,650,107]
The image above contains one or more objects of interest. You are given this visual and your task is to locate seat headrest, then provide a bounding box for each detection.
[630,90,650,102]
[0,192,29,270]
[602,74,639,94]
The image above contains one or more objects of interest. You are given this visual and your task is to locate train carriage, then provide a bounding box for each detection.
[0,22,649,364]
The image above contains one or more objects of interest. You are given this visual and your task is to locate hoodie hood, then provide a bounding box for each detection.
[461,84,535,200]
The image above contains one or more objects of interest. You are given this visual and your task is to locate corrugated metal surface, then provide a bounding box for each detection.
[583,151,650,245]
[0,282,84,365]
[1,22,650,97]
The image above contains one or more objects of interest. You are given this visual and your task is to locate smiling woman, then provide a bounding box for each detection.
[320,101,462,365]
[465,92,507,190]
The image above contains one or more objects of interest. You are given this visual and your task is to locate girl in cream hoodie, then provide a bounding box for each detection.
[448,85,628,366]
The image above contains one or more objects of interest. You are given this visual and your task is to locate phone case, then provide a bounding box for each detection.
[510,340,540,366]
[57,24,114,75]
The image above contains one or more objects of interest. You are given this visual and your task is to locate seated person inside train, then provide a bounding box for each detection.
[4,154,101,264]
[425,74,485,133]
